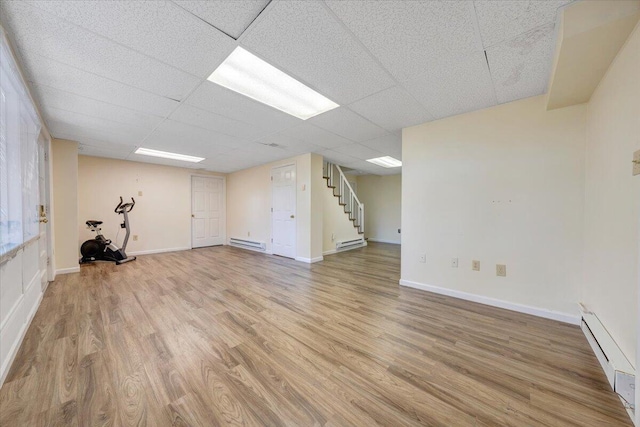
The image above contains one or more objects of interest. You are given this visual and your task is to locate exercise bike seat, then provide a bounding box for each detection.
[86,220,103,227]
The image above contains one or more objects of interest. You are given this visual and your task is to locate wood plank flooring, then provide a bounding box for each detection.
[0,243,632,426]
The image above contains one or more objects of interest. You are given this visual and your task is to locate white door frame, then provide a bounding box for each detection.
[271,162,297,258]
[43,135,54,283]
[190,174,226,249]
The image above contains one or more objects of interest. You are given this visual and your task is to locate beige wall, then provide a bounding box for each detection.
[402,96,587,319]
[51,139,79,272]
[322,180,362,254]
[310,154,324,260]
[356,174,401,244]
[227,153,321,261]
[582,23,640,364]
[78,156,224,255]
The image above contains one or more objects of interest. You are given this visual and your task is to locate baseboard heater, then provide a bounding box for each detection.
[580,306,635,418]
[336,238,365,250]
[228,238,266,252]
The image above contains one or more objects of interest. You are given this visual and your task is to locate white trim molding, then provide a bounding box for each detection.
[55,266,80,275]
[128,247,191,256]
[295,256,324,264]
[367,238,400,245]
[399,279,580,325]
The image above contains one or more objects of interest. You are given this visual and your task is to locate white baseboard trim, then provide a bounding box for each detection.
[399,279,580,325]
[295,256,324,264]
[367,238,401,245]
[55,266,80,275]
[1,289,44,386]
[128,247,191,256]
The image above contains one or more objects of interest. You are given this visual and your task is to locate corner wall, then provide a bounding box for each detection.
[402,96,587,321]
[77,156,224,256]
[227,153,319,261]
[356,174,402,244]
[51,139,78,273]
[582,22,640,365]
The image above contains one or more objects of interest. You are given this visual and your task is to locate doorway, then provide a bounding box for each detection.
[271,164,296,259]
[191,175,225,248]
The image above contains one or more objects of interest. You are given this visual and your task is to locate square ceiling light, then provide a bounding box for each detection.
[135,147,204,163]
[207,47,339,120]
[366,156,402,168]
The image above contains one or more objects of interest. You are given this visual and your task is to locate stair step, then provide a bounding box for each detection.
[339,203,346,206]
[323,176,330,179]
[328,185,336,189]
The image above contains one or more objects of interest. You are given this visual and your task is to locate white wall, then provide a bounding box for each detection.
[51,139,79,272]
[356,174,401,244]
[582,22,640,365]
[227,153,322,261]
[78,156,224,255]
[402,96,587,321]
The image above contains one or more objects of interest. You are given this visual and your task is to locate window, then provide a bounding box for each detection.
[0,33,41,256]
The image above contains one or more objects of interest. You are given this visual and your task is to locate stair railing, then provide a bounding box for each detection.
[323,161,364,234]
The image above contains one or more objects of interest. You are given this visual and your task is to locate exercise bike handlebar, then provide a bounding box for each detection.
[115,196,135,214]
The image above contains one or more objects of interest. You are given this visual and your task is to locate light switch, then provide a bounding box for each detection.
[633,149,640,176]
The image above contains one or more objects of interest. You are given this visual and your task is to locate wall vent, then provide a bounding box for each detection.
[580,308,635,418]
[229,238,266,252]
[336,238,366,250]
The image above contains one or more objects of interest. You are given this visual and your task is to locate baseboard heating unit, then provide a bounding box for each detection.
[336,238,366,250]
[228,238,266,252]
[580,305,635,421]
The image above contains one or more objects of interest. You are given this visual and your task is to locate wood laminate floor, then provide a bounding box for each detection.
[0,243,632,426]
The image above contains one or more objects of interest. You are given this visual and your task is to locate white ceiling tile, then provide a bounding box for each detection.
[475,0,572,48]
[348,86,433,132]
[326,0,482,82]
[360,133,402,160]
[344,160,399,176]
[173,0,269,39]
[34,84,164,131]
[48,123,142,147]
[24,0,236,78]
[20,53,180,117]
[331,143,384,161]
[78,140,135,159]
[318,149,360,166]
[254,133,322,155]
[44,107,151,141]
[241,0,394,105]
[169,104,271,141]
[1,1,200,100]
[401,51,497,120]
[145,120,249,154]
[308,108,388,142]
[126,153,206,169]
[185,82,301,134]
[486,23,557,104]
[278,123,355,150]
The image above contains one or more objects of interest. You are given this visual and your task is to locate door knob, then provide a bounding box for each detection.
[40,218,48,223]
[191,214,195,218]
[290,215,295,218]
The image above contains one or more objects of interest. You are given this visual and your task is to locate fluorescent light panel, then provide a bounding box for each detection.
[135,147,204,163]
[366,156,402,168]
[208,47,339,120]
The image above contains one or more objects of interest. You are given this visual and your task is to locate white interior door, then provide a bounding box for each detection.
[191,176,225,248]
[272,164,296,259]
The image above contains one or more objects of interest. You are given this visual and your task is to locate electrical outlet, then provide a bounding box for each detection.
[419,254,426,263]
[633,149,640,176]
[451,258,458,268]
[132,235,138,241]
[472,260,480,271]
[496,264,507,277]
[138,190,143,196]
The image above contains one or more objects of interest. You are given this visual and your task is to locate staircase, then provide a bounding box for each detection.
[323,161,364,235]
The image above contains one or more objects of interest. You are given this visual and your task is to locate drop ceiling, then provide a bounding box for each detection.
[0,0,573,175]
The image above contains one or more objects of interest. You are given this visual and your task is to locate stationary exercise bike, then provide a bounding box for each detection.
[79,197,137,265]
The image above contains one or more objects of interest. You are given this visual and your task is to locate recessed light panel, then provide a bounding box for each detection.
[366,156,402,168]
[207,47,339,120]
[135,147,204,163]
